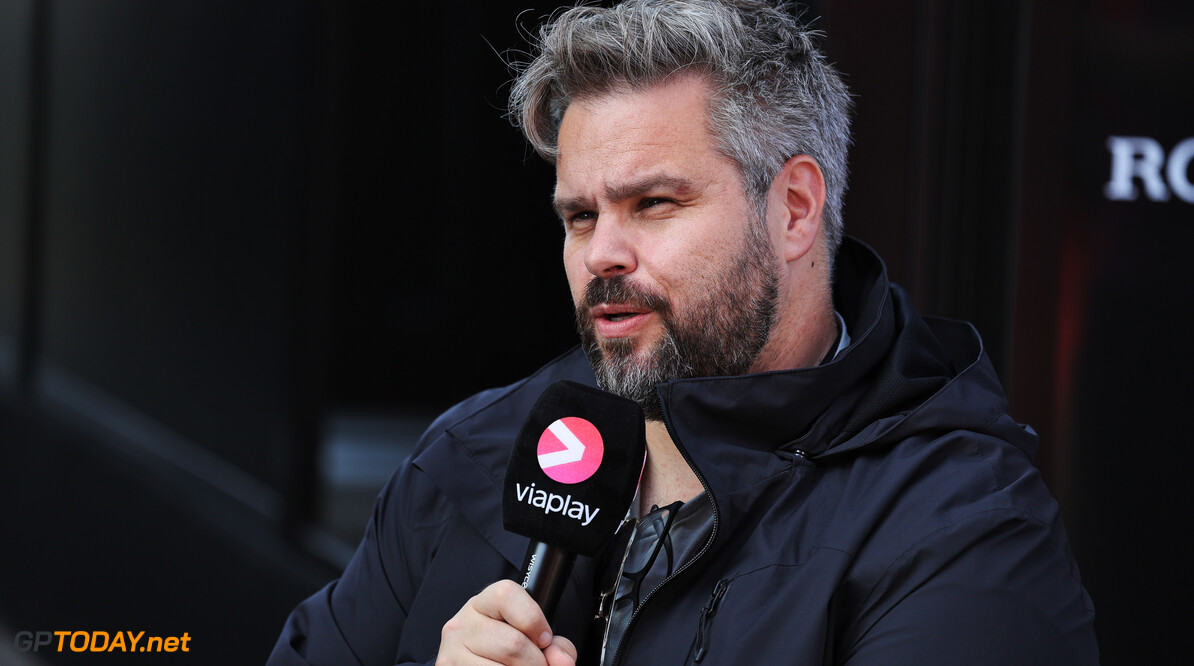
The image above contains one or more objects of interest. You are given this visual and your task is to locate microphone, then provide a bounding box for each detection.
[503,380,646,620]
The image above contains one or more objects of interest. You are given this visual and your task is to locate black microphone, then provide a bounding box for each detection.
[503,380,646,620]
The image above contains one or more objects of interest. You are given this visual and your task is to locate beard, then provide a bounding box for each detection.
[575,222,780,422]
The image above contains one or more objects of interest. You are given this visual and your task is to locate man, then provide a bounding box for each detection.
[269,1,1098,664]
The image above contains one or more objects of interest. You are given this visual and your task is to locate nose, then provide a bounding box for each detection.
[583,216,637,278]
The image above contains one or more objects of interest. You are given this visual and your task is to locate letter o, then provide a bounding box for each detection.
[1167,138,1194,203]
[70,632,89,652]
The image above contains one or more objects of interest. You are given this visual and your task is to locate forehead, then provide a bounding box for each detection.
[562,75,715,139]
[553,76,737,199]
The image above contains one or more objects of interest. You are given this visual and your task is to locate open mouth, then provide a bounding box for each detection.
[591,303,650,323]
[586,302,657,339]
[605,312,638,322]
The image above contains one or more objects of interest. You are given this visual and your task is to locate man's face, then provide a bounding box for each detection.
[554,76,781,421]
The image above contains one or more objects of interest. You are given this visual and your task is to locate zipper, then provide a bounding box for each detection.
[610,413,719,666]
[689,578,731,663]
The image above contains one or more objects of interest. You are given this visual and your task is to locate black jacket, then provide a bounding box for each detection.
[268,238,1098,665]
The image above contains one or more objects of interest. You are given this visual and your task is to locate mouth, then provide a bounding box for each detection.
[591,303,651,322]
[589,303,654,338]
[579,276,670,341]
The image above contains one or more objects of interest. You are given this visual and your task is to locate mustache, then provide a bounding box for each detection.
[580,275,672,314]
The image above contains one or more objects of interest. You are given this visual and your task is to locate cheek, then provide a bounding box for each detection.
[646,234,718,279]
[562,242,589,303]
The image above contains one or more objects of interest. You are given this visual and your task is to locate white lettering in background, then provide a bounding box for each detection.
[1105,136,1194,203]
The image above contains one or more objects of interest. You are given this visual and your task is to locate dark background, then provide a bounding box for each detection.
[1,1,1190,664]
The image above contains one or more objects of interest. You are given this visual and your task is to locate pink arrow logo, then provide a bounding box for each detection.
[537,417,604,484]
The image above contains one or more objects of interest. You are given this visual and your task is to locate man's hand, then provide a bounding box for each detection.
[437,580,578,665]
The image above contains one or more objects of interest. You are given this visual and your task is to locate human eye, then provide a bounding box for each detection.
[563,210,597,233]
[638,197,678,215]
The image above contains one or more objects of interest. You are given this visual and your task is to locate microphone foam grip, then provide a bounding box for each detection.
[503,381,646,556]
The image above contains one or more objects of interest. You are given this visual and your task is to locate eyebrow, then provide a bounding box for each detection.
[553,174,697,219]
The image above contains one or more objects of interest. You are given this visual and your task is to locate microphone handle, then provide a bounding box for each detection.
[520,541,578,621]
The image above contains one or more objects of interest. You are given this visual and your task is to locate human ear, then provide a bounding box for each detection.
[770,154,826,263]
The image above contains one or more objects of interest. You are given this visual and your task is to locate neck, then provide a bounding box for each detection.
[638,420,703,512]
[752,253,837,372]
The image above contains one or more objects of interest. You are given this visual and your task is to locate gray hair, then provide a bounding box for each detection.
[508,0,854,252]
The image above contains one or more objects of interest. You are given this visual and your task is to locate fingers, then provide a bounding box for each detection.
[438,580,570,665]
[470,580,554,650]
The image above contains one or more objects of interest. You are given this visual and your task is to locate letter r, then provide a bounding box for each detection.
[1105,135,1169,201]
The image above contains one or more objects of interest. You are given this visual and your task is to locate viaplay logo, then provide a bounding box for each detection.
[536,417,604,484]
[510,417,607,527]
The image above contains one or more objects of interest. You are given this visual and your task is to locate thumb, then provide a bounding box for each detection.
[544,634,578,666]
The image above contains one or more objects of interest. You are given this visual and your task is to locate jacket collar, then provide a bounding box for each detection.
[655,237,1012,506]
[658,237,893,451]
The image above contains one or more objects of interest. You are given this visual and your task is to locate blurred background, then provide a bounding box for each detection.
[1,0,1190,663]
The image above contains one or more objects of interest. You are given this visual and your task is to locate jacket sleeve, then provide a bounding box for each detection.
[838,509,1098,665]
[266,458,446,666]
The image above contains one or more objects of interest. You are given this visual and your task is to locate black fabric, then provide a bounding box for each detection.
[267,238,1097,665]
